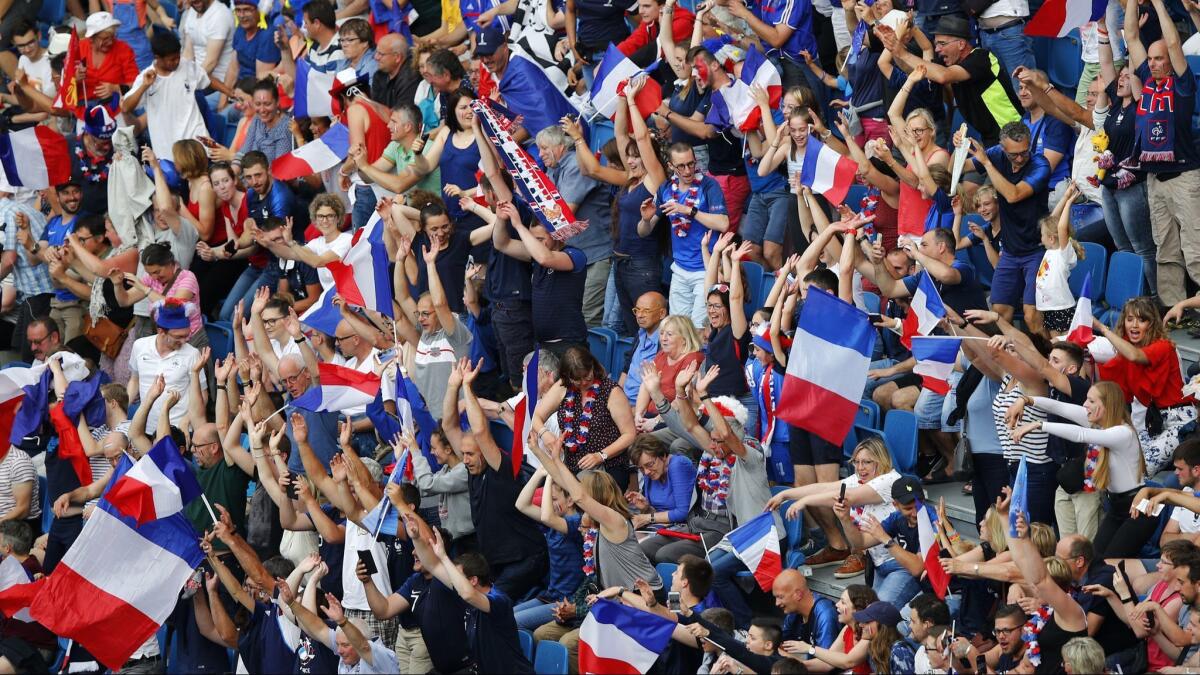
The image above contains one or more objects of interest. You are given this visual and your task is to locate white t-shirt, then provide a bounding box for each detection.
[129,336,206,433]
[306,232,353,291]
[325,631,399,674]
[1070,124,1103,205]
[17,52,55,97]
[341,521,392,611]
[1035,245,1078,311]
[129,60,211,159]
[1171,488,1200,534]
[841,470,900,566]
[180,1,236,81]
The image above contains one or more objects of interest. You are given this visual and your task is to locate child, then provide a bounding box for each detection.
[1036,183,1085,337]
[894,128,953,247]
[801,46,853,109]
[749,320,791,484]
[513,468,584,632]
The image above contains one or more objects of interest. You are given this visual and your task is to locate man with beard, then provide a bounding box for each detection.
[72,105,116,216]
[32,182,84,341]
[949,604,1028,673]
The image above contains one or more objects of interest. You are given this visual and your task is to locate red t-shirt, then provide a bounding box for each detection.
[649,350,704,414]
[81,39,140,100]
[1098,338,1193,408]
[617,8,695,58]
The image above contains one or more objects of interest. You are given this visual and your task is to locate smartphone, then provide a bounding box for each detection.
[224,239,238,255]
[976,655,988,673]
[868,313,884,325]
[838,483,847,504]
[357,550,378,576]
[122,278,135,290]
[285,473,299,501]
[667,591,681,613]
[1146,610,1156,629]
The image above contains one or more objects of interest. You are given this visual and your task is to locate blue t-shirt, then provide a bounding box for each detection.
[749,360,789,445]
[467,587,535,673]
[641,453,697,523]
[464,308,499,374]
[901,265,987,315]
[1025,113,1075,186]
[971,147,1050,256]
[531,246,588,343]
[544,512,585,600]
[486,221,533,303]
[881,503,939,554]
[232,26,282,79]
[922,189,954,233]
[400,575,476,673]
[572,0,632,46]
[616,182,661,258]
[43,214,78,302]
[238,602,339,674]
[168,598,231,673]
[285,404,342,474]
[655,175,727,272]
[753,0,815,61]
[781,595,839,648]
[746,111,790,193]
[459,0,512,33]
[247,180,297,226]
[848,45,884,114]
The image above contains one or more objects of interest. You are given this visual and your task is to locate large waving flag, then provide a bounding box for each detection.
[271,122,350,180]
[778,288,876,445]
[706,46,781,134]
[1026,0,1105,37]
[327,212,393,317]
[738,46,782,130]
[1009,456,1029,538]
[590,44,663,121]
[725,511,782,592]
[293,60,335,118]
[911,336,960,396]
[510,350,539,476]
[298,285,342,336]
[1066,273,1095,346]
[579,599,677,674]
[917,500,950,599]
[291,362,382,413]
[496,53,581,139]
[49,402,94,488]
[104,437,203,526]
[0,126,71,189]
[0,556,39,623]
[30,455,204,670]
[901,272,947,347]
[799,138,857,206]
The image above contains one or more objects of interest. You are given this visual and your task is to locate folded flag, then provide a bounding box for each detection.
[778,288,875,446]
[291,362,382,413]
[510,350,538,477]
[293,60,336,118]
[1066,273,1094,346]
[799,138,857,206]
[271,122,350,180]
[0,556,39,622]
[104,437,203,525]
[360,463,401,538]
[705,45,780,134]
[49,402,93,488]
[1026,0,1105,37]
[30,454,204,670]
[725,511,782,592]
[63,371,108,429]
[579,599,677,674]
[327,212,393,317]
[1009,456,1029,538]
[916,499,950,599]
[0,126,71,189]
[590,44,663,121]
[298,285,342,337]
[736,45,781,131]
[911,336,961,396]
[52,30,84,118]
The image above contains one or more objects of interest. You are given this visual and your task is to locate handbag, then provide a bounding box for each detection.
[1146,403,1165,437]
[82,314,129,360]
[1056,454,1086,494]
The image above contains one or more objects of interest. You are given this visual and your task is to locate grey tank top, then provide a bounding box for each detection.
[597,520,663,591]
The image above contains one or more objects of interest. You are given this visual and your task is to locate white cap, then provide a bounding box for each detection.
[878,9,910,33]
[47,28,73,57]
[85,11,121,38]
[1087,336,1117,364]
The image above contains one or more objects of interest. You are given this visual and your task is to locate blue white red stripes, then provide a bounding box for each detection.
[917,500,950,599]
[299,285,342,336]
[291,362,382,413]
[0,126,71,189]
[1026,0,1105,37]
[104,437,204,525]
[326,213,394,317]
[910,336,960,396]
[271,122,350,180]
[293,60,335,118]
[590,45,663,121]
[901,273,947,347]
[777,288,875,445]
[799,138,857,206]
[1067,274,1095,346]
[725,511,782,592]
[510,351,539,476]
[579,599,677,674]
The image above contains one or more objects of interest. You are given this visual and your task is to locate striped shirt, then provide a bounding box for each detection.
[992,375,1051,464]
[241,114,295,165]
[0,448,40,519]
[0,199,54,298]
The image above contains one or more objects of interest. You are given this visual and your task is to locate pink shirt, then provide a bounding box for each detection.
[142,269,202,337]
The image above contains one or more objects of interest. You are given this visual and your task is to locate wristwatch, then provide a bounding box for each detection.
[886,537,899,548]
[807,646,816,657]
[689,206,698,218]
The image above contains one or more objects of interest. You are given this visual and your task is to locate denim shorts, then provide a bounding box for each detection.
[991,250,1044,307]
[739,190,793,245]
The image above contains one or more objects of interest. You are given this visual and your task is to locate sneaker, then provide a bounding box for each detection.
[798,537,825,558]
[805,546,851,569]
[833,552,865,579]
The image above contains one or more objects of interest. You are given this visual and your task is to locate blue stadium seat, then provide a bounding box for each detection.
[757,270,776,310]
[1,361,30,370]
[883,409,918,475]
[1097,251,1146,326]
[861,291,880,316]
[741,262,765,317]
[1048,30,1083,92]
[611,337,634,377]
[39,475,51,535]
[655,562,677,591]
[843,400,882,458]
[205,320,234,361]
[518,630,534,661]
[770,485,805,564]
[587,328,617,374]
[489,420,514,452]
[38,0,65,25]
[534,640,570,675]
[1069,242,1107,301]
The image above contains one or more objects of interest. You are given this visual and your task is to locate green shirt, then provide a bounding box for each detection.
[185,458,251,545]
[382,141,442,194]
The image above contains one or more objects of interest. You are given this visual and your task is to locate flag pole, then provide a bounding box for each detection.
[262,403,290,423]
[372,463,401,541]
[200,494,219,525]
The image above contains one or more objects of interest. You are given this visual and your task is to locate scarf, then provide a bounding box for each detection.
[1021,604,1053,668]
[1082,444,1101,493]
[665,177,701,238]
[697,453,734,507]
[471,99,587,241]
[760,371,776,446]
[1137,76,1178,163]
[581,526,598,576]
[561,381,600,453]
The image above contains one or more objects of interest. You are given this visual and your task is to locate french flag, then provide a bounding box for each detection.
[49,401,94,488]
[706,46,780,133]
[327,213,393,317]
[1009,456,1029,538]
[725,511,782,592]
[901,273,946,347]
[510,351,538,476]
[800,138,857,206]
[298,285,342,337]
[104,437,203,526]
[590,44,663,120]
[738,46,781,130]
[29,454,204,670]
[291,362,382,413]
[360,450,409,538]
[777,288,875,446]
[1066,273,1094,346]
[917,500,950,599]
[579,599,677,674]
[271,122,350,181]
[910,336,960,396]
[1026,0,1105,37]
[293,60,335,118]
[0,126,71,190]
[0,556,39,623]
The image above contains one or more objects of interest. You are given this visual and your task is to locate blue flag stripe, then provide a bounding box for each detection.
[798,289,875,358]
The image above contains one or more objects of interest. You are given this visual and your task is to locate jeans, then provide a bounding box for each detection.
[669,263,707,328]
[971,453,1009,527]
[1101,182,1157,297]
[1008,460,1057,529]
[493,552,550,603]
[514,598,558,632]
[491,299,535,389]
[602,265,624,334]
[614,255,664,337]
[219,265,270,323]
[979,22,1037,91]
[874,558,921,608]
[709,549,754,628]
[351,184,378,231]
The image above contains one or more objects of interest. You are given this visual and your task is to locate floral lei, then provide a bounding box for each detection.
[562,381,600,451]
[73,145,109,183]
[1021,604,1052,668]
[1082,445,1101,493]
[666,178,701,238]
[698,452,734,504]
[582,526,598,576]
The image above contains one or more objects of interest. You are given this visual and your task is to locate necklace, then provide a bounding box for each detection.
[561,381,601,451]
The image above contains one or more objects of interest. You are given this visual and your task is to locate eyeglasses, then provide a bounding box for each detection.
[314,212,340,221]
[672,161,697,171]
[934,39,960,48]
[262,316,284,327]
[340,35,362,44]
[1005,149,1030,160]
[852,459,876,467]
[705,303,726,311]
[994,626,1019,636]
[909,127,932,134]
[415,310,435,319]
[12,39,36,51]
[334,334,357,343]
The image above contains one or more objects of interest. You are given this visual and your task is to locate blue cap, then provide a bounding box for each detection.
[155,302,190,331]
[144,158,181,191]
[83,105,116,139]
[852,601,902,627]
[474,25,507,56]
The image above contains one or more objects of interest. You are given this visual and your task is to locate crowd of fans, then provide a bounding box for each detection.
[5,0,1200,671]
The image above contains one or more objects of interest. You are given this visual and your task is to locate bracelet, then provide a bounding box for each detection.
[294,335,307,344]
[1098,39,1110,44]
[819,130,832,140]
[337,618,348,627]
[1044,84,1054,94]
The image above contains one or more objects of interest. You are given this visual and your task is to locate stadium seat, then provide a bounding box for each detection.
[1097,251,1145,326]
[205,320,234,361]
[533,640,570,675]
[1,362,30,370]
[861,291,880,316]
[1068,242,1107,302]
[611,337,634,376]
[741,261,765,317]
[883,409,918,475]
[770,485,805,565]
[519,630,534,661]
[489,420,514,453]
[843,400,882,459]
[1048,30,1083,91]
[655,562,676,591]
[38,0,65,25]
[587,328,616,374]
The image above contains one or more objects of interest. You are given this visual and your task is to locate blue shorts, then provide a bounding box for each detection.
[740,190,793,245]
[991,250,1044,307]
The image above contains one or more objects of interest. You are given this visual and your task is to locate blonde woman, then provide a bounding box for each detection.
[634,314,703,432]
[1013,381,1152,557]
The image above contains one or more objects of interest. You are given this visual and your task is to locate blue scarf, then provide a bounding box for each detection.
[1137,75,1178,163]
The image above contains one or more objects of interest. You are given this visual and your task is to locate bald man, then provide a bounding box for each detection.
[371,34,421,111]
[772,569,839,652]
[620,291,667,401]
[183,421,254,541]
